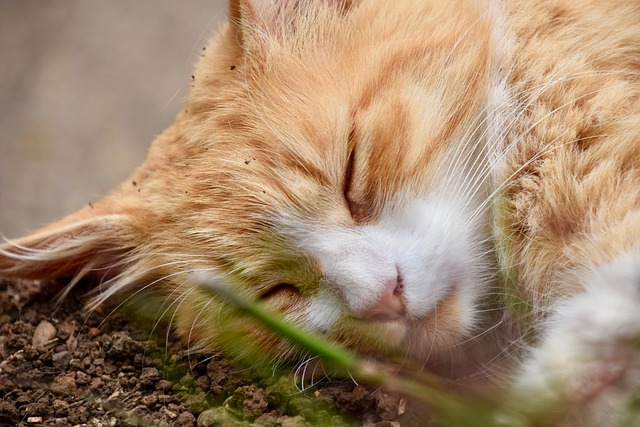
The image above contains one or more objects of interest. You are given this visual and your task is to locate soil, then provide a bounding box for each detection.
[0,278,422,427]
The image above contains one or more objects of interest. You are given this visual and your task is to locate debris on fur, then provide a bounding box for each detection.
[0,279,421,426]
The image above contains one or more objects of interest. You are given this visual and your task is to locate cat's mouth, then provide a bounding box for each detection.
[353,280,460,326]
[356,294,407,323]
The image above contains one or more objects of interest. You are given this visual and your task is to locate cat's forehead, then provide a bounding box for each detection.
[236,44,450,178]
[236,2,492,148]
[178,0,494,235]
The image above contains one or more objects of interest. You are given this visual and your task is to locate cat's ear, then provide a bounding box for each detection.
[228,0,302,52]
[228,0,353,52]
[0,211,135,281]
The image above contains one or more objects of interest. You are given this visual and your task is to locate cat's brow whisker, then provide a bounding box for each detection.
[437,41,572,198]
[464,90,608,229]
[448,52,632,212]
[472,131,599,225]
[453,78,580,214]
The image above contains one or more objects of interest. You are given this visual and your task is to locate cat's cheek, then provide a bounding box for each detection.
[405,286,477,356]
[303,288,343,333]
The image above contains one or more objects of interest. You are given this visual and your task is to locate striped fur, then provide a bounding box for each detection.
[1,1,639,422]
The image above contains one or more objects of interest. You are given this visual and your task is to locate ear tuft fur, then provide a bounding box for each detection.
[229,0,355,54]
[0,214,134,282]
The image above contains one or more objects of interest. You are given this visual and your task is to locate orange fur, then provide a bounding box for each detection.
[1,1,640,421]
[497,0,640,306]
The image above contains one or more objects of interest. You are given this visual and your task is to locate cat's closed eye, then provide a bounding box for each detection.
[1,2,640,423]
[343,145,359,220]
[258,282,300,300]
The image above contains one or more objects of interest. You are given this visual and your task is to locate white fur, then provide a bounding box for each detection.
[282,192,488,333]
[515,247,640,424]
[263,0,512,341]
[304,288,342,333]
[483,0,516,187]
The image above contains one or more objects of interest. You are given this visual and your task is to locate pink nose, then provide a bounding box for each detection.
[360,277,405,321]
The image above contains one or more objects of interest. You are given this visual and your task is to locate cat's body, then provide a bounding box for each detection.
[2,0,640,424]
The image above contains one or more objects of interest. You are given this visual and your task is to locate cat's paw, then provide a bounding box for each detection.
[514,248,640,425]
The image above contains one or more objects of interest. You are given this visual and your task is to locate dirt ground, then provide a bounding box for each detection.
[0,278,425,427]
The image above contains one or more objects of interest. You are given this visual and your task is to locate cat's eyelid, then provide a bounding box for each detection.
[343,128,357,217]
[258,282,300,300]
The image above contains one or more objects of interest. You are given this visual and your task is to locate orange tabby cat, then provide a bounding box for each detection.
[2,0,639,424]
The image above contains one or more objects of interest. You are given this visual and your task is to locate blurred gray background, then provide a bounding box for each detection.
[0,1,227,238]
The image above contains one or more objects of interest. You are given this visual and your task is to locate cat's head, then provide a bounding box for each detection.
[0,0,498,364]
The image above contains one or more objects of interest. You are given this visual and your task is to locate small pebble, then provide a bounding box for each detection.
[0,402,18,422]
[32,320,57,352]
[197,407,231,427]
[174,411,196,427]
[52,351,71,370]
[140,367,160,387]
[65,334,77,352]
[161,407,178,419]
[51,372,77,395]
[156,379,174,391]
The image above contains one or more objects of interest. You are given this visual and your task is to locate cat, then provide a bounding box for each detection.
[2,0,640,424]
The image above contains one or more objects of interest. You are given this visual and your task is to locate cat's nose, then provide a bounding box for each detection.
[360,276,405,321]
